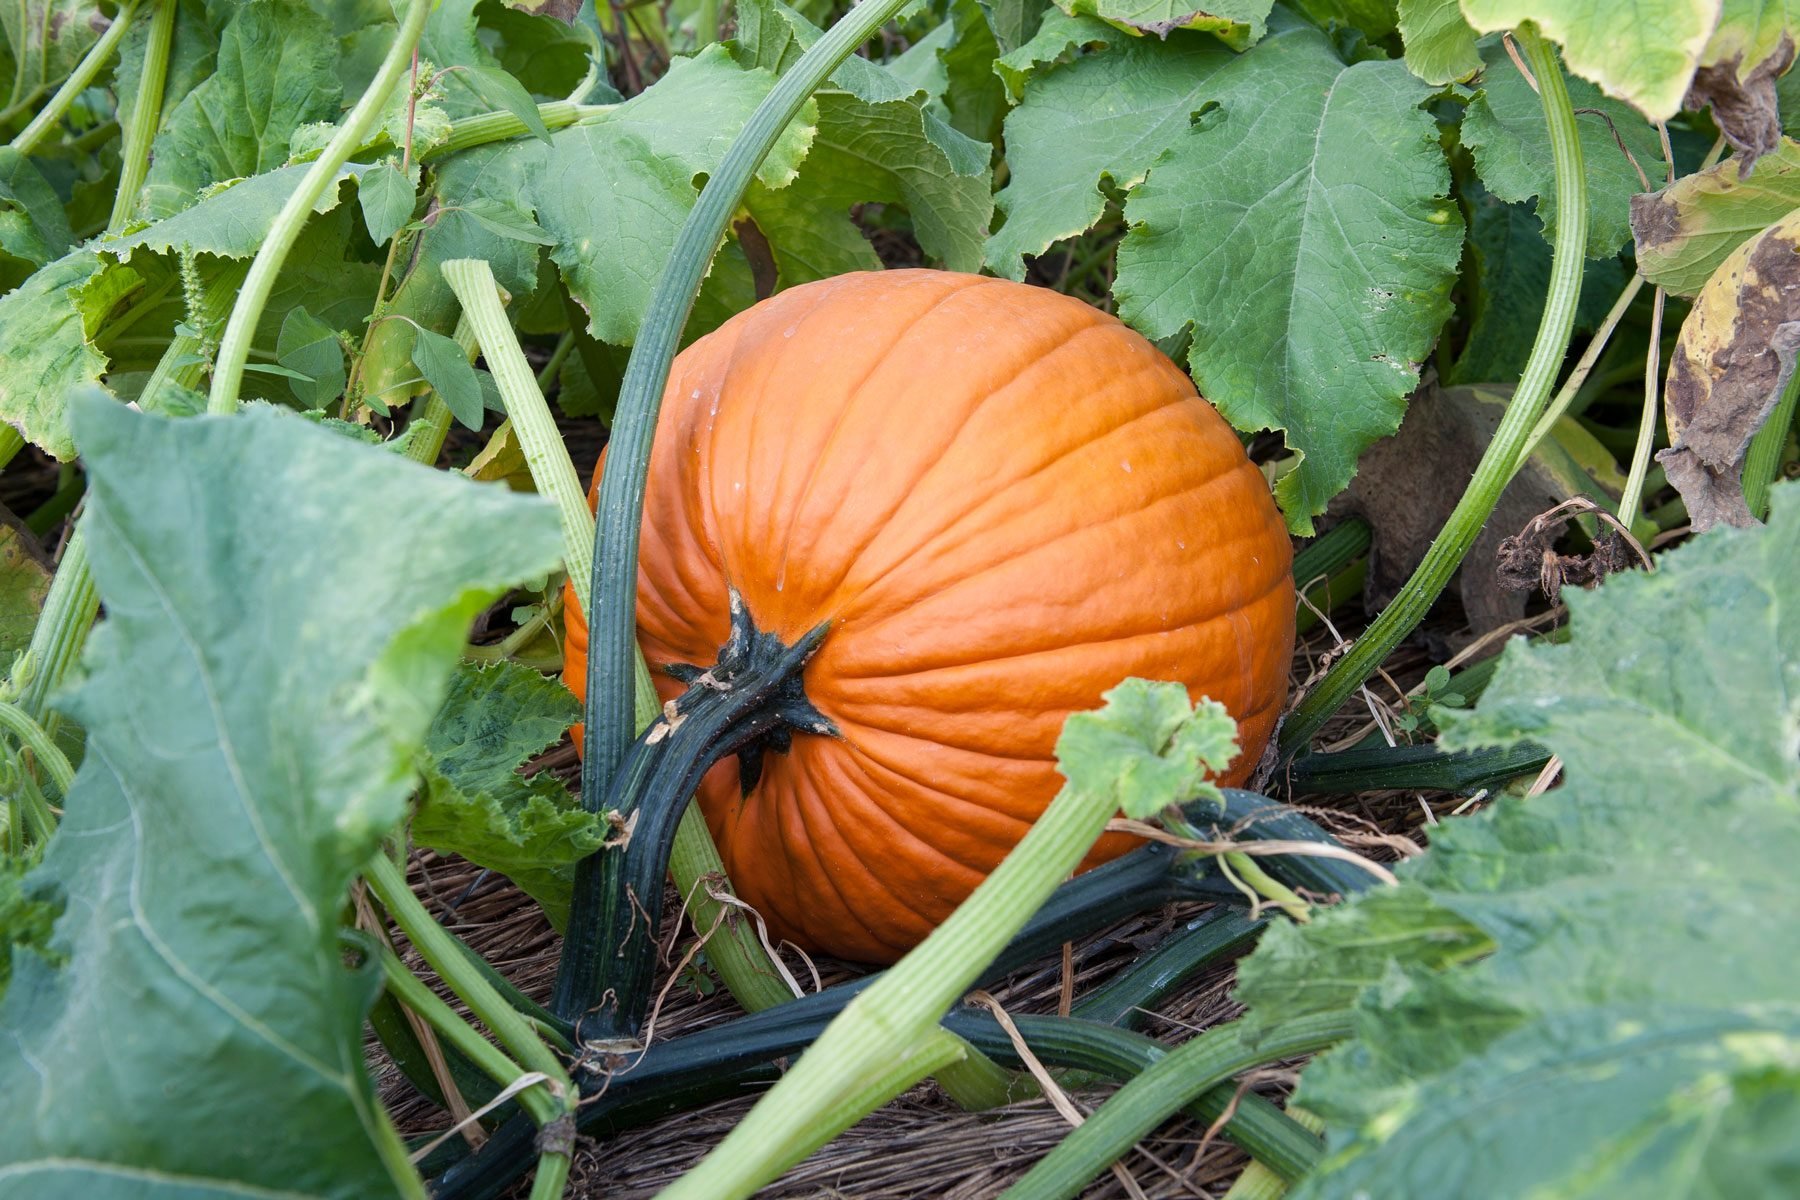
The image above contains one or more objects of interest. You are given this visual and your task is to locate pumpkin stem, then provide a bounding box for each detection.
[552,592,834,1040]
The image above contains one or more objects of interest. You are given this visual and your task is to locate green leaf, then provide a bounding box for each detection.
[1288,0,1398,38]
[1462,38,1666,260]
[1395,0,1479,83]
[277,306,348,408]
[1114,27,1464,533]
[455,197,559,246]
[1054,679,1237,819]
[735,0,994,286]
[0,398,563,1197]
[411,661,601,929]
[1459,0,1717,121]
[0,519,51,665]
[0,249,107,461]
[410,325,483,430]
[0,147,73,267]
[450,63,554,142]
[986,27,1233,277]
[1632,138,1800,297]
[108,164,366,261]
[1058,0,1270,46]
[140,0,344,219]
[358,158,418,246]
[0,2,106,105]
[1239,486,1800,1199]
[992,8,1115,100]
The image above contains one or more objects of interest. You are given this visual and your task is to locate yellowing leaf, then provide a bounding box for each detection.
[1633,138,1800,296]
[1659,207,1800,530]
[1458,0,1720,120]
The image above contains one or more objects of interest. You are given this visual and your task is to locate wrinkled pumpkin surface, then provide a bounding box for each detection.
[565,269,1293,962]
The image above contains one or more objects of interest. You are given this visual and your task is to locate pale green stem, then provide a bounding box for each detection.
[999,1014,1354,1200]
[442,259,594,593]
[1222,1109,1325,1200]
[1743,362,1800,521]
[655,756,1129,1198]
[1617,286,1667,530]
[535,330,577,395]
[363,851,572,1096]
[400,317,477,466]
[0,700,74,794]
[207,0,430,414]
[1518,274,1646,467]
[8,0,140,155]
[419,101,603,163]
[932,1032,1026,1110]
[1277,23,1586,757]
[108,0,175,230]
[377,947,561,1127]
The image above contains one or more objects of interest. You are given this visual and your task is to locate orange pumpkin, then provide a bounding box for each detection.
[564,270,1293,963]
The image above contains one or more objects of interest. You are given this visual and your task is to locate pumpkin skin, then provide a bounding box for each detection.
[563,269,1293,964]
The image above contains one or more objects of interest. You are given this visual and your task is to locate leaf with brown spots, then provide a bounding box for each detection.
[1659,207,1800,530]
[1684,0,1800,173]
[1633,137,1800,296]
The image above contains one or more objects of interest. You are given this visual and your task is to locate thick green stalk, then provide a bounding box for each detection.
[1278,22,1586,757]
[0,700,74,794]
[581,0,915,930]
[998,1013,1355,1200]
[108,0,175,229]
[653,744,1129,1198]
[1223,1108,1323,1200]
[443,260,593,588]
[401,318,477,466]
[363,852,572,1097]
[8,1,140,155]
[207,0,430,413]
[378,948,560,1128]
[419,101,601,163]
[1743,359,1800,521]
[439,265,791,1023]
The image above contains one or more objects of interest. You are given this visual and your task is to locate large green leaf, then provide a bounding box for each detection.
[0,147,73,267]
[1633,137,1800,296]
[1237,484,1800,1199]
[1114,24,1464,532]
[0,399,562,1198]
[1395,0,1480,83]
[0,249,106,461]
[735,0,994,285]
[140,0,344,219]
[411,661,599,929]
[0,2,107,108]
[1459,0,1719,121]
[986,27,1233,277]
[1462,38,1666,260]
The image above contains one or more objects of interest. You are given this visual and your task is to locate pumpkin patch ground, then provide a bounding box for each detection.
[2,4,1798,1200]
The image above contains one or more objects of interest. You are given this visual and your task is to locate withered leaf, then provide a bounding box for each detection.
[1684,11,1797,173]
[1659,207,1800,530]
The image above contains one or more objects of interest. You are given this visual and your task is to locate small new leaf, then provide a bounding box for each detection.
[359,159,419,247]
[1054,679,1237,820]
[276,306,347,409]
[451,64,554,143]
[411,326,484,430]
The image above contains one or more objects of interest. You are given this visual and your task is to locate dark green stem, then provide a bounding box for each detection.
[1276,24,1586,758]
[1070,907,1264,1029]
[580,0,916,916]
[1287,740,1550,796]
[554,598,833,1035]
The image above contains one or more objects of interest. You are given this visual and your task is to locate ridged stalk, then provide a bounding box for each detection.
[8,1,140,155]
[108,0,175,229]
[207,0,430,413]
[1744,361,1800,520]
[1277,23,1586,757]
